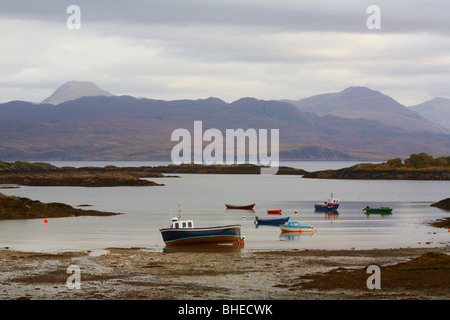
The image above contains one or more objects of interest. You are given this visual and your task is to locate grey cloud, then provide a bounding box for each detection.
[1,0,449,34]
[1,0,450,105]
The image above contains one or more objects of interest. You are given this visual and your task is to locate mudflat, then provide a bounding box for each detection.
[0,246,448,300]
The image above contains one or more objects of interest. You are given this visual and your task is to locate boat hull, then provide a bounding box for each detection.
[226,203,255,210]
[255,216,289,225]
[160,225,243,246]
[363,208,393,214]
[314,203,339,211]
[267,209,282,214]
[280,224,316,233]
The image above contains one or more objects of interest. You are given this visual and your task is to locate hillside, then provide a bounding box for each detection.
[409,97,450,130]
[285,86,449,134]
[1,86,450,160]
[279,145,361,160]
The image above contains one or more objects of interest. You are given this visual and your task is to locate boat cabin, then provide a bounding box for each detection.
[328,198,339,205]
[170,217,195,229]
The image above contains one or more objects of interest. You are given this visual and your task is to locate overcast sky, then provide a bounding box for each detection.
[1,0,449,105]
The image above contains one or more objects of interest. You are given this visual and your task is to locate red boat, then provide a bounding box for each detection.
[267,209,282,214]
[225,203,255,210]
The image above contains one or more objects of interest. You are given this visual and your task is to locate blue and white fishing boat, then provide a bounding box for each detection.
[314,192,339,211]
[160,217,245,247]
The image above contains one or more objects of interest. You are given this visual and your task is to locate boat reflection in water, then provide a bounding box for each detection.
[279,231,316,241]
[315,209,340,220]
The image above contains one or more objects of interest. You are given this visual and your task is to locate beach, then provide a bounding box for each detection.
[1,246,448,300]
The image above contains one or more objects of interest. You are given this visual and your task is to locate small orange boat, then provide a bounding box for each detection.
[267,209,282,214]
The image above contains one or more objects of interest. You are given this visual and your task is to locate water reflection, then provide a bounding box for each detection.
[314,210,339,220]
[279,231,316,241]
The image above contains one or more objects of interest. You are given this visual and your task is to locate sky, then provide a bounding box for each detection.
[1,0,450,105]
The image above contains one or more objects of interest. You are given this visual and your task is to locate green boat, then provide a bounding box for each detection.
[363,206,393,214]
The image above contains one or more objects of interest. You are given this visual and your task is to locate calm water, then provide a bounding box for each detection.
[0,161,448,253]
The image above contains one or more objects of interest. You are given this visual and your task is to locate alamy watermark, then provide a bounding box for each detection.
[66,5,81,30]
[66,265,81,290]
[171,121,279,174]
[366,265,381,289]
[367,5,381,30]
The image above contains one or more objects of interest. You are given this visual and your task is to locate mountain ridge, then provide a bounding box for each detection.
[284,86,448,134]
[409,97,450,130]
[1,83,450,161]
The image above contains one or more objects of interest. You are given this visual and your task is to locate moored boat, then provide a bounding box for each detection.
[280,221,316,233]
[225,203,255,210]
[160,217,245,247]
[314,192,339,211]
[362,206,393,214]
[255,216,289,225]
[267,209,282,214]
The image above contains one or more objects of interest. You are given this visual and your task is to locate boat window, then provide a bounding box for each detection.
[174,222,179,229]
[187,221,192,228]
[182,222,187,228]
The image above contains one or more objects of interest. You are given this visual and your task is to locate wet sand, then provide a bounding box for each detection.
[0,246,448,300]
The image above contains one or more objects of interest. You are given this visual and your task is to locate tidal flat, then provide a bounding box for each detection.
[0,246,448,300]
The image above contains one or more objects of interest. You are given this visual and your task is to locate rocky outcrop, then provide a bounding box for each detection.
[303,168,450,180]
[0,162,307,187]
[431,198,450,211]
[0,161,166,187]
[0,193,121,220]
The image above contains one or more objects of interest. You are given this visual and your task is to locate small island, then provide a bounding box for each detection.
[0,154,449,189]
[0,161,165,187]
[0,161,307,187]
[302,153,450,180]
[0,193,121,220]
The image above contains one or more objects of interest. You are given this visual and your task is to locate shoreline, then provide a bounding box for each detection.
[2,161,449,186]
[0,246,448,300]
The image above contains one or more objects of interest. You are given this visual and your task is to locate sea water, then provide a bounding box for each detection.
[0,161,448,253]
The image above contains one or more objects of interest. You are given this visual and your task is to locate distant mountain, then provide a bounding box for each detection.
[279,145,361,160]
[409,97,450,130]
[284,86,449,134]
[1,93,450,161]
[41,81,114,105]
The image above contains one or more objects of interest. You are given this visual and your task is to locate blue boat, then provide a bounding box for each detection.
[160,217,244,247]
[255,216,290,225]
[314,192,340,211]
